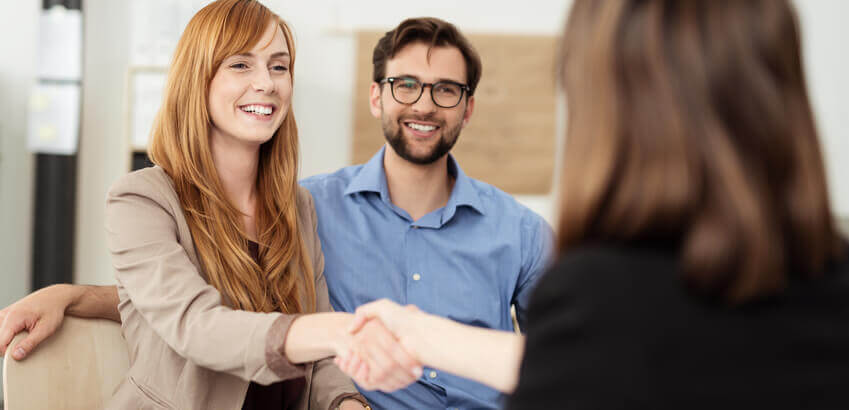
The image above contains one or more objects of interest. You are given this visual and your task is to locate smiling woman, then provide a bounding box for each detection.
[35,0,394,409]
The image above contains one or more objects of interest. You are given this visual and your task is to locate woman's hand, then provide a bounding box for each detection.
[349,298,421,339]
[0,284,78,360]
[335,315,422,392]
[335,299,425,391]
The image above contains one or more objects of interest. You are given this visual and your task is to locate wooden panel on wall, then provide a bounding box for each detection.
[352,31,558,195]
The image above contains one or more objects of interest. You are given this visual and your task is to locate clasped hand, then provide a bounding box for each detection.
[334,300,423,392]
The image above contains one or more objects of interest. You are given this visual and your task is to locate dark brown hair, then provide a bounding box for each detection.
[372,17,482,95]
[556,0,844,303]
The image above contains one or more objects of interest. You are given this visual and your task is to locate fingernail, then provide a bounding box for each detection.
[412,366,422,378]
[13,347,26,360]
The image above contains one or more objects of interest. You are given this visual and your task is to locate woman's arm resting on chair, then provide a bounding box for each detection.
[0,284,120,360]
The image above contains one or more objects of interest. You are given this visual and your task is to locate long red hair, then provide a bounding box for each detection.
[148,0,315,313]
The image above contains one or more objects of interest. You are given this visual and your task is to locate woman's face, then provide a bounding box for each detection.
[208,22,292,147]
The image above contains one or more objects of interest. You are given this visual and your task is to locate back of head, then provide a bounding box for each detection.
[372,17,483,95]
[556,0,844,303]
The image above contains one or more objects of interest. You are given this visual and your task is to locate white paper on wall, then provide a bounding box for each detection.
[130,70,168,150]
[38,7,82,81]
[27,83,81,155]
[128,0,209,66]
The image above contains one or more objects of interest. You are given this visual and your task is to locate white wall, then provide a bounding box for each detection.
[795,0,849,218]
[1,0,846,289]
[276,0,570,224]
[72,0,570,285]
[0,0,39,401]
[278,0,849,223]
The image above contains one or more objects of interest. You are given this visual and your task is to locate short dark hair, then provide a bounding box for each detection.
[372,17,482,96]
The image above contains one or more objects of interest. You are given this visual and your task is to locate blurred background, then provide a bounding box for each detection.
[0,0,847,403]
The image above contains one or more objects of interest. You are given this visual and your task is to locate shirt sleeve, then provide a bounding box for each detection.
[105,172,302,384]
[512,212,554,330]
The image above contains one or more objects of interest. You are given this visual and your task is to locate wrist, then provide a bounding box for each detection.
[331,313,355,355]
[51,284,81,314]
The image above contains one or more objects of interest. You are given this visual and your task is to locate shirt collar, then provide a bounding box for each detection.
[343,146,391,200]
[445,154,486,216]
[344,145,486,216]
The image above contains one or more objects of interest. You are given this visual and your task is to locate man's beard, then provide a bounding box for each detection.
[381,114,462,165]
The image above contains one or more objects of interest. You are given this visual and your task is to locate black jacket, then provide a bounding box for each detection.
[507,242,849,410]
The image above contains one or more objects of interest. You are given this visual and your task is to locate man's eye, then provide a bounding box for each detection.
[437,86,458,95]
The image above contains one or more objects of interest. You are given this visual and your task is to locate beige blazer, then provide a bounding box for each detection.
[103,166,360,410]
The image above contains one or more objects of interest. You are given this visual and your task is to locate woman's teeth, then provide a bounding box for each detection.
[241,105,272,115]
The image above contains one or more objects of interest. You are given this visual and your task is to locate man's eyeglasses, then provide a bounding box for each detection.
[379,76,471,108]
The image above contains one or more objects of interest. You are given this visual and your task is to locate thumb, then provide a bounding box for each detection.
[348,312,372,334]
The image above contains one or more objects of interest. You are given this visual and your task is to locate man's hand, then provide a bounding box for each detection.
[0,284,77,360]
[335,317,422,392]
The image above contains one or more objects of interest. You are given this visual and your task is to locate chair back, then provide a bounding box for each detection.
[3,317,129,409]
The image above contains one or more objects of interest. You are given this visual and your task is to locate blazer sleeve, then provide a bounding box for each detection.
[105,171,304,385]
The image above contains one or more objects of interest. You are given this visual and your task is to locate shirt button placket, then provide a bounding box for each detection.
[406,223,424,307]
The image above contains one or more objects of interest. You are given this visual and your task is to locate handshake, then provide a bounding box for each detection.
[333,299,426,392]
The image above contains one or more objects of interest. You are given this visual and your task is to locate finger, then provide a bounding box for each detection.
[0,313,28,357]
[364,336,415,388]
[11,320,55,360]
[355,301,405,333]
[367,320,420,378]
[349,355,373,390]
[354,358,372,389]
[384,332,421,374]
[340,352,358,376]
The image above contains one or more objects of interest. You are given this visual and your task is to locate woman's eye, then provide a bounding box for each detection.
[272,65,289,72]
[230,62,248,69]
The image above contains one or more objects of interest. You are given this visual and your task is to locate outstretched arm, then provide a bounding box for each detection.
[341,299,525,393]
[0,284,120,360]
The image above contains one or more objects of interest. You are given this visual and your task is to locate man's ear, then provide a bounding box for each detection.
[461,95,475,128]
[369,82,383,119]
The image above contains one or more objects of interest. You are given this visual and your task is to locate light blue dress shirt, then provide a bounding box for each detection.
[300,147,553,409]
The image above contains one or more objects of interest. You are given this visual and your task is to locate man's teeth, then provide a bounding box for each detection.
[241,105,272,115]
[407,123,436,132]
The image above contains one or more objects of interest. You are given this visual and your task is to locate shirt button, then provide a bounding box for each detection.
[429,370,437,379]
[412,273,421,281]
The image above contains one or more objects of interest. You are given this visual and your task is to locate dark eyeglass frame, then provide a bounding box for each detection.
[379,76,471,108]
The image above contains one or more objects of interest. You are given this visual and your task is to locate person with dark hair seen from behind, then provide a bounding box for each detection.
[337,1,849,409]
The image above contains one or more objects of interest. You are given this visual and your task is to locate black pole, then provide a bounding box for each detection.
[32,154,78,290]
[31,0,82,290]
